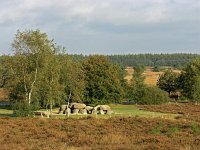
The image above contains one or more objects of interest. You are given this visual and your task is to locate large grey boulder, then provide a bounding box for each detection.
[85,106,94,114]
[70,103,86,109]
[92,110,98,115]
[58,105,67,114]
[99,110,105,115]
[85,106,94,111]
[72,109,79,114]
[79,109,87,115]
[94,105,111,111]
[94,105,112,115]
[64,108,71,115]
[100,105,111,111]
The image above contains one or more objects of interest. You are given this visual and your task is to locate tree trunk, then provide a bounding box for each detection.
[28,67,38,105]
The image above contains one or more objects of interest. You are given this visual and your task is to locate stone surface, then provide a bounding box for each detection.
[99,110,105,115]
[71,103,86,109]
[79,109,87,115]
[73,109,79,114]
[100,105,111,111]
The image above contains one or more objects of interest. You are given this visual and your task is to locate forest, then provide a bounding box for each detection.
[71,53,200,68]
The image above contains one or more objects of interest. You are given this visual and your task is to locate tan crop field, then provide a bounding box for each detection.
[125,67,181,86]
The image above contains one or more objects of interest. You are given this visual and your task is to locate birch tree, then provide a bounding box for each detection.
[11,30,57,105]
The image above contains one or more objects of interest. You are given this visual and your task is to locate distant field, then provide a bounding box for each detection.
[125,67,181,86]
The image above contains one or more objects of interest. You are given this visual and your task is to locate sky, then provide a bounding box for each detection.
[0,0,200,55]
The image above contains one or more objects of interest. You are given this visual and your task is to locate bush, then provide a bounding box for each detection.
[137,86,170,105]
[191,123,200,135]
[12,102,39,117]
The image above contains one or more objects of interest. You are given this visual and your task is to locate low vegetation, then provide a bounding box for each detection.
[0,117,199,150]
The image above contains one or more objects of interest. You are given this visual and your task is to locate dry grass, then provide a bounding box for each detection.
[125,67,181,86]
[139,103,200,123]
[0,117,199,150]
[0,88,8,101]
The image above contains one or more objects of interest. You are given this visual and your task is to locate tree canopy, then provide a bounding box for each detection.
[83,55,125,104]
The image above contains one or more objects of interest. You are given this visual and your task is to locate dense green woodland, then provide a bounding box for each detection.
[71,54,200,68]
[0,29,200,116]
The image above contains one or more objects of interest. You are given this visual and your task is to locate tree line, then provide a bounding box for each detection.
[71,53,200,68]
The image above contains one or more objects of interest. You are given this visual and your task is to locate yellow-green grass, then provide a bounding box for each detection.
[110,104,179,119]
[0,104,180,119]
[0,106,14,117]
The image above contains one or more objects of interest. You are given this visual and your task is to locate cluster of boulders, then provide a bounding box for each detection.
[58,103,113,115]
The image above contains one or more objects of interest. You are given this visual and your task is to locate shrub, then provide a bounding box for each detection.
[167,126,180,135]
[12,102,39,117]
[138,86,170,105]
[191,123,200,135]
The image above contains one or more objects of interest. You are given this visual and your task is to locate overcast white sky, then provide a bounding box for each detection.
[0,0,199,55]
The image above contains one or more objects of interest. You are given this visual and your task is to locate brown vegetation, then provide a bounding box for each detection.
[139,103,200,123]
[0,117,199,150]
[0,88,8,101]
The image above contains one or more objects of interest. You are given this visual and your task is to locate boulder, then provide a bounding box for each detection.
[100,105,111,111]
[85,106,94,114]
[99,110,105,115]
[72,109,79,114]
[94,105,100,111]
[85,106,94,111]
[79,109,87,115]
[58,105,67,114]
[64,108,71,115]
[92,110,98,115]
[71,103,86,109]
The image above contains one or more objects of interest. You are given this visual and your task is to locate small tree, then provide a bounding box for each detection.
[157,69,178,96]
[178,58,200,99]
[127,65,146,102]
[191,76,200,104]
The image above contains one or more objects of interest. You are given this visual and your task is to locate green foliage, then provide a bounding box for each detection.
[83,55,125,104]
[108,54,200,67]
[7,30,85,113]
[150,122,164,134]
[58,55,85,103]
[191,123,200,135]
[191,76,200,103]
[12,102,39,117]
[178,58,200,99]
[167,126,180,135]
[138,86,169,105]
[157,69,179,95]
[128,67,169,104]
[153,65,160,72]
[0,56,13,88]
